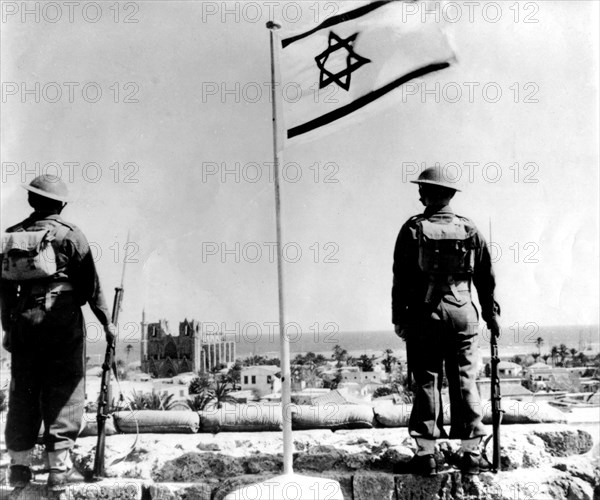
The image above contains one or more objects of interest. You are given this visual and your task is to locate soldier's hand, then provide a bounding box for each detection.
[394,324,407,340]
[104,323,117,345]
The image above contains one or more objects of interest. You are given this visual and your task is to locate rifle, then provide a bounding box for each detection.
[488,323,503,472]
[483,218,502,472]
[90,240,127,481]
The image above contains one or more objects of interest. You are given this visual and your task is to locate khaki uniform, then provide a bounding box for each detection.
[392,205,500,440]
[1,211,111,452]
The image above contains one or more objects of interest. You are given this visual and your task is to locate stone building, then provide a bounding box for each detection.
[141,312,236,378]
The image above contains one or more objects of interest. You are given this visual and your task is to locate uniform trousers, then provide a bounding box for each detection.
[6,291,85,452]
[406,290,486,440]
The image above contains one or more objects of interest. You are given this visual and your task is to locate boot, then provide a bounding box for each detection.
[459,437,491,475]
[394,453,438,476]
[7,449,33,498]
[460,451,492,475]
[46,449,71,496]
[46,448,85,498]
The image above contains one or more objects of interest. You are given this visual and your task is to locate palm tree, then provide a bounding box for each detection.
[357,354,376,372]
[541,354,550,365]
[569,348,578,366]
[550,346,559,366]
[187,393,214,411]
[535,337,544,356]
[125,344,133,363]
[381,349,397,374]
[575,352,588,367]
[558,344,569,366]
[128,390,177,410]
[189,373,212,395]
[209,378,237,409]
[332,345,348,367]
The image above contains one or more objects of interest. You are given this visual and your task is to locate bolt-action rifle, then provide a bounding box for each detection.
[489,322,502,471]
[90,241,127,481]
[483,219,502,472]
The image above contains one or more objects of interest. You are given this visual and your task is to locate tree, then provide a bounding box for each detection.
[242,355,281,367]
[187,393,214,411]
[531,353,540,362]
[372,386,394,399]
[381,349,397,374]
[209,377,237,408]
[569,348,578,366]
[535,336,544,355]
[511,355,523,366]
[357,354,376,372]
[541,354,550,365]
[189,373,212,395]
[226,360,242,388]
[558,344,569,366]
[331,345,348,367]
[325,370,343,390]
[550,346,559,366]
[125,344,133,363]
[574,352,588,367]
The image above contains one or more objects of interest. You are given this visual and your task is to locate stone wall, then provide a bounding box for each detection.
[1,424,598,499]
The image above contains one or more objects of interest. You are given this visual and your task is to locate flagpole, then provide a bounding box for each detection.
[224,21,344,500]
[267,19,293,476]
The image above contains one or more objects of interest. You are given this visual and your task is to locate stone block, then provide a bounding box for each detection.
[147,482,212,500]
[354,472,396,500]
[534,430,594,457]
[0,479,144,500]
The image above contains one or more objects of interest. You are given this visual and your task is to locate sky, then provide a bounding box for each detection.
[1,1,599,356]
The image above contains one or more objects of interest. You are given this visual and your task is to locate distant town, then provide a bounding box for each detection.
[1,316,598,416]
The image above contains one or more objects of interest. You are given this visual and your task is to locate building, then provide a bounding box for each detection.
[141,313,236,378]
[497,361,523,378]
[240,365,281,398]
[476,377,533,401]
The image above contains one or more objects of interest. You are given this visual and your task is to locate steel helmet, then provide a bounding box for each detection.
[22,174,72,202]
[410,167,461,192]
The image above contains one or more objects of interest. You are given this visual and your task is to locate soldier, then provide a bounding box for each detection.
[392,167,500,476]
[0,175,116,499]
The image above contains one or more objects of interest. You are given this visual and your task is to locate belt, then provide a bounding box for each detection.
[27,282,74,310]
[425,277,471,303]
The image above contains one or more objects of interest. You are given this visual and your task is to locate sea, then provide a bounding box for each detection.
[82,324,600,365]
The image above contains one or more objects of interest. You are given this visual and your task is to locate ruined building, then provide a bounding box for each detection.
[140,312,236,378]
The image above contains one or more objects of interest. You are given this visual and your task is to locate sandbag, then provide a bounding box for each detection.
[113,410,200,434]
[373,403,452,428]
[292,404,374,430]
[481,399,567,424]
[373,403,413,427]
[373,398,567,428]
[199,403,283,433]
[78,414,117,437]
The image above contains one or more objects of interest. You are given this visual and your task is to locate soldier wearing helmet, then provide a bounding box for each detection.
[392,166,500,476]
[0,175,115,499]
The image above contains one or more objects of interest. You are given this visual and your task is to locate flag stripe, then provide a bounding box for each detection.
[281,0,392,49]
[287,62,450,139]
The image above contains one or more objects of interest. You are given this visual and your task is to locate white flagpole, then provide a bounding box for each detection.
[225,22,342,500]
[267,19,293,475]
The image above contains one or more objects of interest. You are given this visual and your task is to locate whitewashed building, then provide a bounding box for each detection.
[241,365,281,398]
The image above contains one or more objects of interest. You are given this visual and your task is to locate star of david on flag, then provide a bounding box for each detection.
[276,0,456,143]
